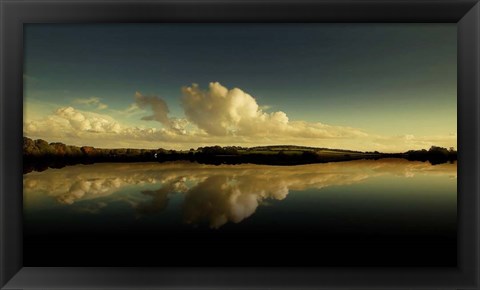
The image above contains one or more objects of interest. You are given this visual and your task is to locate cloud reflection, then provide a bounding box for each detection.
[23,159,456,228]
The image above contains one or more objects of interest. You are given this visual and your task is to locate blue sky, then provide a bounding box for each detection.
[23,23,457,151]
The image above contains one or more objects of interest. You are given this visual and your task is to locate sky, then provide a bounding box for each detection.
[23,23,457,152]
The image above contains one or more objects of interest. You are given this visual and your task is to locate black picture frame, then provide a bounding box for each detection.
[1,0,479,289]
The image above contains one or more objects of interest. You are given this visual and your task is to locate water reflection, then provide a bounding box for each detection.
[24,159,456,228]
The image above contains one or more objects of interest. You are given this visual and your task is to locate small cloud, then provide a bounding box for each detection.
[110,103,142,117]
[74,97,108,110]
[134,91,190,135]
[134,91,170,126]
[25,106,122,138]
[124,103,140,114]
[54,106,121,133]
[97,103,108,110]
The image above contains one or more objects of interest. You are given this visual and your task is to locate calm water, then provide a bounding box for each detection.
[23,159,457,266]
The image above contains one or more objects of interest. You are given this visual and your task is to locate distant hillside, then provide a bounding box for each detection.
[247,145,363,153]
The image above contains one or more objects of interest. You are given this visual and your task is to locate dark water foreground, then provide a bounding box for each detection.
[23,159,457,266]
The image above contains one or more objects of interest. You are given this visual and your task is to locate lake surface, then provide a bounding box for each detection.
[23,159,457,266]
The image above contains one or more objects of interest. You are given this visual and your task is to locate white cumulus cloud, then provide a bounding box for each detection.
[54,106,122,133]
[182,82,368,139]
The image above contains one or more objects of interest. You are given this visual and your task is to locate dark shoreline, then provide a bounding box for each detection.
[23,151,457,174]
[23,137,457,174]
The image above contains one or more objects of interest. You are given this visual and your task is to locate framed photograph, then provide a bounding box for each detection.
[1,0,479,289]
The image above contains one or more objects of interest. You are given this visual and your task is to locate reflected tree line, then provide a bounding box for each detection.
[23,159,456,229]
[23,137,457,173]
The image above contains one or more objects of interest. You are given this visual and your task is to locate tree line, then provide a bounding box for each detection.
[23,137,457,173]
